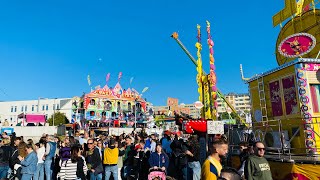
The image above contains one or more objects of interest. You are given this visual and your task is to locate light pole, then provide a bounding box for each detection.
[134,98,137,128]
[53,98,57,126]
[37,97,47,112]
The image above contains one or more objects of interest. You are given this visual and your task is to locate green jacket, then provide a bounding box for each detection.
[244,155,273,180]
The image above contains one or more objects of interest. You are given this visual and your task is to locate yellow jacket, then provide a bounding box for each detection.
[103,147,119,165]
[201,156,222,180]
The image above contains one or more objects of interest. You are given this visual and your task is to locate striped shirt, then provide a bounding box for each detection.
[59,159,88,180]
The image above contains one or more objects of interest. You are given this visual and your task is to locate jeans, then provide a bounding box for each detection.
[0,165,9,179]
[188,161,201,180]
[45,158,53,180]
[90,172,102,180]
[21,173,33,180]
[123,165,132,178]
[105,165,118,180]
[34,163,44,180]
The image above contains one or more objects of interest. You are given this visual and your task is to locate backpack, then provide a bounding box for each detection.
[172,150,187,168]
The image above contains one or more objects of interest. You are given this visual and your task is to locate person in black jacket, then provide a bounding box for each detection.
[86,138,103,180]
[0,138,13,179]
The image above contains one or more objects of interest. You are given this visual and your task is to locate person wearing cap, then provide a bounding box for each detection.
[103,139,125,180]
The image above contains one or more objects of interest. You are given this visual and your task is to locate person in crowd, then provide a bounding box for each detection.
[86,138,103,180]
[171,138,188,180]
[34,140,46,180]
[161,134,172,156]
[244,141,272,180]
[122,136,134,179]
[134,140,150,180]
[103,138,125,180]
[201,138,229,180]
[96,139,104,159]
[89,129,96,139]
[9,137,22,179]
[44,135,57,180]
[69,136,79,147]
[58,145,88,180]
[237,142,250,177]
[80,132,90,149]
[60,137,71,162]
[74,131,81,141]
[219,167,241,180]
[148,144,169,172]
[0,138,13,179]
[186,136,201,180]
[150,138,157,153]
[27,139,36,151]
[3,119,9,126]
[19,143,37,180]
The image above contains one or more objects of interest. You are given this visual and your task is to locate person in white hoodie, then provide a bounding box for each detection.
[34,140,46,180]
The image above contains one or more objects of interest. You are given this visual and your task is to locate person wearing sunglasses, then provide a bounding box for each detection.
[244,141,272,180]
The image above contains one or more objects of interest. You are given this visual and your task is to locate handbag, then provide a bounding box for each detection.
[94,163,104,175]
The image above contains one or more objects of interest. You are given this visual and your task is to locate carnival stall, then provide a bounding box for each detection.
[240,2,320,179]
[71,80,152,128]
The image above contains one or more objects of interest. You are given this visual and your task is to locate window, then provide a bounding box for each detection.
[90,99,96,105]
[21,106,24,112]
[53,104,55,110]
[56,104,60,110]
[310,84,320,113]
[42,105,45,111]
[14,106,17,112]
[128,102,132,112]
[25,105,27,112]
[46,104,48,111]
[11,106,13,112]
[32,105,34,112]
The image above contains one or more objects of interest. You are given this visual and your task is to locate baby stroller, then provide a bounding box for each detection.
[148,168,166,180]
[8,164,21,180]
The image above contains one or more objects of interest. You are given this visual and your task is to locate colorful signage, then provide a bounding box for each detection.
[278,33,316,58]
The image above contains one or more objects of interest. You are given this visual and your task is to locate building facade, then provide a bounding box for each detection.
[153,98,201,119]
[0,98,72,125]
[217,93,251,114]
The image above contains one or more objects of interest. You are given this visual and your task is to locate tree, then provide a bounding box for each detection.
[47,112,69,126]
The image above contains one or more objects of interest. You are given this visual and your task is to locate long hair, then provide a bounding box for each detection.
[18,142,28,158]
[70,146,80,163]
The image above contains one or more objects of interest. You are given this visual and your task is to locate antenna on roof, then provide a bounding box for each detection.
[316,50,320,60]
[240,64,250,81]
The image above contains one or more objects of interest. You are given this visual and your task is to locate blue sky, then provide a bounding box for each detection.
[0,0,285,105]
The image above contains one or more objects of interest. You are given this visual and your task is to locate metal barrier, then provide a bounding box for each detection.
[228,118,320,162]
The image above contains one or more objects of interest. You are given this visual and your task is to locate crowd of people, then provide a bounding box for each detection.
[0,128,273,180]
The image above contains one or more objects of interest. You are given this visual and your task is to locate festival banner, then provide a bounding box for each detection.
[118,72,122,82]
[87,75,91,86]
[281,75,298,115]
[269,80,283,116]
[106,73,110,83]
